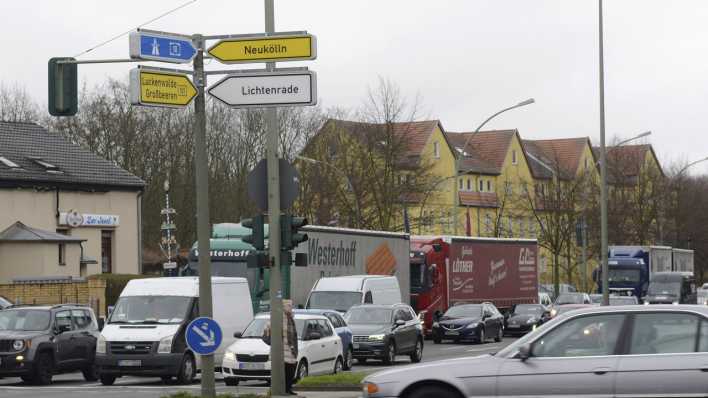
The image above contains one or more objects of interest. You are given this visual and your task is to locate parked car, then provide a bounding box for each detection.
[538,292,552,308]
[294,309,354,370]
[589,294,603,304]
[698,283,708,306]
[0,304,99,385]
[550,303,594,318]
[345,304,423,365]
[431,303,503,344]
[609,295,639,306]
[362,305,708,398]
[554,292,592,305]
[504,304,550,336]
[306,275,402,313]
[0,296,12,309]
[222,313,343,385]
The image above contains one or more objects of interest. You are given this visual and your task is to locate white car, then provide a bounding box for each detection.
[222,313,344,385]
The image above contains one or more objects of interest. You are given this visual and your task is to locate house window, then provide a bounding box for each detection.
[487,180,493,192]
[584,158,589,170]
[433,141,440,158]
[101,230,113,273]
[512,150,518,165]
[479,179,485,192]
[528,217,537,238]
[459,179,463,190]
[518,218,525,238]
[57,229,68,266]
[466,178,471,191]
[505,182,513,195]
[484,214,493,236]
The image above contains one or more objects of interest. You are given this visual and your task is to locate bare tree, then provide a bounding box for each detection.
[0,83,40,123]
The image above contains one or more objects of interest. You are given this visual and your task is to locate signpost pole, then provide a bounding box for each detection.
[193,34,216,398]
[264,0,285,395]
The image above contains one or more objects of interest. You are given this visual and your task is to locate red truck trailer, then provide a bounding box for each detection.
[410,236,538,336]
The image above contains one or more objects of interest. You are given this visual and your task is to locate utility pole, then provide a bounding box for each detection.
[264,0,285,395]
[193,34,215,397]
[598,0,610,307]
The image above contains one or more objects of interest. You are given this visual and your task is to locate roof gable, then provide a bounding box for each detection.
[445,130,517,175]
[0,121,145,190]
[523,137,591,179]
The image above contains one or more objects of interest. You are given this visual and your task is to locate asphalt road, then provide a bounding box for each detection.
[0,337,518,398]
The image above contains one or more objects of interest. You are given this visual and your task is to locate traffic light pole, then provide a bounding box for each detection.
[264,0,285,395]
[193,35,216,398]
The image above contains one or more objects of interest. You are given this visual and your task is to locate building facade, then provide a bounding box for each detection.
[0,121,145,283]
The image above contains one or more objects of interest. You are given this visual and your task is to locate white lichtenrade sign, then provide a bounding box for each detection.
[207,70,316,108]
[59,212,120,227]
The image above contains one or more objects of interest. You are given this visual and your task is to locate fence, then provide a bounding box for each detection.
[0,277,108,318]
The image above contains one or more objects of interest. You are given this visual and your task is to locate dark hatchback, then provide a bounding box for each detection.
[0,305,99,385]
[345,304,423,365]
[504,304,550,336]
[432,303,504,344]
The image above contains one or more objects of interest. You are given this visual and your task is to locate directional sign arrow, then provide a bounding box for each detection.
[208,33,316,64]
[129,31,196,64]
[185,317,222,356]
[129,68,197,108]
[208,70,317,108]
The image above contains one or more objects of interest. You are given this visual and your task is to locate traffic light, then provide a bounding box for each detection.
[281,214,308,250]
[48,57,78,116]
[243,215,268,268]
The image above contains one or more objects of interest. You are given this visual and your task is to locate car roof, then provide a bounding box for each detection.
[5,304,90,311]
[558,304,708,317]
[293,309,341,316]
[254,313,328,321]
[349,303,407,310]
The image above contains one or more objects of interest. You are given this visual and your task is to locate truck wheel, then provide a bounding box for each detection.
[100,374,116,386]
[343,346,354,370]
[224,377,240,386]
[410,339,423,363]
[31,352,54,385]
[176,353,196,385]
[382,341,396,365]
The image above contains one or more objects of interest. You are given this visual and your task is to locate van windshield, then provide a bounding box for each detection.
[109,296,192,325]
[307,292,362,313]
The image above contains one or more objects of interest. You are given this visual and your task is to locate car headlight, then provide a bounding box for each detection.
[550,309,558,317]
[465,322,479,329]
[672,301,679,305]
[368,334,386,341]
[526,318,537,324]
[12,340,25,351]
[96,335,106,354]
[363,382,379,397]
[224,351,236,361]
[157,334,174,354]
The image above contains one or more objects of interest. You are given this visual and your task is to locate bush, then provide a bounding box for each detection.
[161,393,265,398]
[296,371,369,387]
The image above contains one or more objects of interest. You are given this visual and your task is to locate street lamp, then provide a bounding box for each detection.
[453,98,535,235]
[296,155,362,228]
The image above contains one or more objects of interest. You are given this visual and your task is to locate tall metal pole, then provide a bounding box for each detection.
[264,0,285,395]
[598,0,610,306]
[193,34,215,397]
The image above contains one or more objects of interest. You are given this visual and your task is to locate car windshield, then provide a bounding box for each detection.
[647,282,680,296]
[608,269,641,283]
[555,294,586,305]
[344,308,392,324]
[109,296,191,324]
[443,305,482,318]
[513,305,544,315]
[0,310,50,331]
[609,297,637,305]
[307,291,362,312]
[241,317,307,340]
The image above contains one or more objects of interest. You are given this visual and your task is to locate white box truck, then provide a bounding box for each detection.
[291,226,410,308]
[96,277,253,385]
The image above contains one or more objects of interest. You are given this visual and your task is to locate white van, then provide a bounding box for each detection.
[96,277,253,385]
[305,275,402,313]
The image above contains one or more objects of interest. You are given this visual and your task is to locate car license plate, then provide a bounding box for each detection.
[353,343,359,349]
[118,360,141,367]
[239,362,265,370]
[445,331,459,336]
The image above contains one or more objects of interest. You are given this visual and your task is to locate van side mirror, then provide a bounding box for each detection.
[518,343,532,361]
[97,318,105,331]
[233,331,242,338]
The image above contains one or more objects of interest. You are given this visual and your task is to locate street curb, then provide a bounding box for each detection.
[294,384,361,392]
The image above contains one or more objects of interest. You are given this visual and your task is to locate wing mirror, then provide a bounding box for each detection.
[233,331,242,338]
[55,324,71,334]
[518,343,532,361]
[394,319,405,327]
[97,318,105,331]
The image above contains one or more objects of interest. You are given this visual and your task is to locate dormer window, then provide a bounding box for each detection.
[0,156,20,169]
[29,157,62,174]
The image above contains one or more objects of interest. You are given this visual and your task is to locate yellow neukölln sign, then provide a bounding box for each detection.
[208,34,316,64]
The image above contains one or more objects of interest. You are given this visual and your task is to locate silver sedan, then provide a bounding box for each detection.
[362,305,708,398]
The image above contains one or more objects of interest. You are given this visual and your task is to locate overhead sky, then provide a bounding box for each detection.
[2,0,707,174]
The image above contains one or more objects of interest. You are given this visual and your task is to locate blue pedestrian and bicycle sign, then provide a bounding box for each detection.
[129,30,196,64]
[186,317,222,355]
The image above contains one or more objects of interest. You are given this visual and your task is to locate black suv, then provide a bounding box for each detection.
[0,304,100,384]
[345,303,423,365]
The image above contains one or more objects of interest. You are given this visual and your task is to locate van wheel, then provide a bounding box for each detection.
[224,377,240,386]
[176,353,196,385]
[382,341,396,365]
[31,352,54,385]
[100,374,116,386]
[343,346,354,370]
[333,356,343,374]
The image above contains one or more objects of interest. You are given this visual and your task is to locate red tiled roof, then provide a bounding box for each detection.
[523,138,591,180]
[459,191,499,208]
[446,130,517,175]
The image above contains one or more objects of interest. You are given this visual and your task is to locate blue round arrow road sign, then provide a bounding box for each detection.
[186,317,223,355]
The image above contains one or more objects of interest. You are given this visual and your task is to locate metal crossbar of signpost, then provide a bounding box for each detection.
[49,10,316,395]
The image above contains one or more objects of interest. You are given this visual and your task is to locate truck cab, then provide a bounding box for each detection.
[644,272,697,304]
[409,238,448,336]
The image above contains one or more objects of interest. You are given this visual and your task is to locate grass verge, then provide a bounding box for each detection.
[295,371,369,388]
